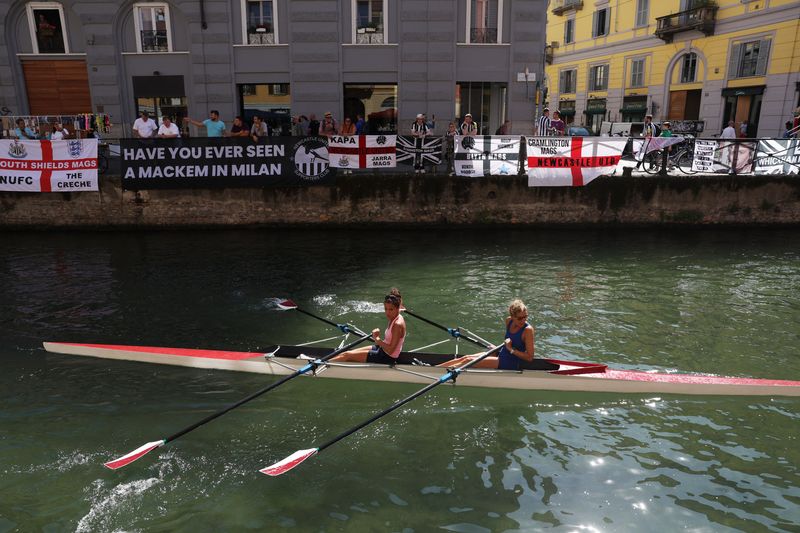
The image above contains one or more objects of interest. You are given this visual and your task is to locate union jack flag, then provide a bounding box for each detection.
[396,135,443,166]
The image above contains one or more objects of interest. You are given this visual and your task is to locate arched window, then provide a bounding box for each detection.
[681,53,697,83]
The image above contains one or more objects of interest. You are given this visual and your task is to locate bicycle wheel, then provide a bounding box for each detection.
[642,151,662,175]
[676,150,696,175]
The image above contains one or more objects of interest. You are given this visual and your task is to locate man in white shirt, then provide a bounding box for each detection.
[536,108,551,136]
[50,122,69,140]
[157,116,180,138]
[133,111,158,138]
[720,120,737,172]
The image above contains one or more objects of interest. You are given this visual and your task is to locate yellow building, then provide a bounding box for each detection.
[545,0,800,137]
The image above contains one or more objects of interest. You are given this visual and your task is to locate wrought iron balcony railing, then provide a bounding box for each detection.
[470,27,498,44]
[140,30,168,52]
[551,0,583,16]
[655,5,718,43]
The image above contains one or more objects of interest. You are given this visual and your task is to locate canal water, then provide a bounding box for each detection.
[1,228,799,532]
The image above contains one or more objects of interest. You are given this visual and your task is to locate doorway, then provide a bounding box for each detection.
[455,82,507,135]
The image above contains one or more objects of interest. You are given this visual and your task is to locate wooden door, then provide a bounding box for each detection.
[734,95,751,125]
[668,91,686,120]
[22,60,91,114]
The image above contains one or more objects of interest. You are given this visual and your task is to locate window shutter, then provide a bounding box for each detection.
[603,65,609,89]
[756,39,771,76]
[604,9,611,35]
[560,71,566,93]
[728,43,741,79]
[592,11,598,37]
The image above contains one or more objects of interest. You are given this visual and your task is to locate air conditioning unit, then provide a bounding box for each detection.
[551,41,560,48]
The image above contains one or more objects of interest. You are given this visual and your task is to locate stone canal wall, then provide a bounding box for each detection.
[2,174,800,228]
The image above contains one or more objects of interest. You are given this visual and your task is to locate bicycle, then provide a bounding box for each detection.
[641,136,696,175]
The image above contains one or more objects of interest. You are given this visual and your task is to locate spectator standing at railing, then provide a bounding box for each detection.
[410,114,429,174]
[536,108,551,136]
[444,122,457,176]
[643,114,659,138]
[185,110,226,138]
[460,113,478,137]
[307,114,320,136]
[14,119,37,140]
[227,116,250,138]
[721,120,736,140]
[133,111,157,138]
[720,120,737,173]
[50,121,69,140]
[355,114,366,135]
[739,120,749,138]
[157,116,180,138]
[251,115,269,142]
[291,115,307,137]
[550,112,565,136]
[318,112,338,136]
[784,121,796,139]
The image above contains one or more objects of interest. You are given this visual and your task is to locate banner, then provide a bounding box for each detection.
[328,134,396,169]
[632,137,684,161]
[753,139,800,175]
[0,139,98,192]
[712,139,757,174]
[692,140,717,173]
[454,136,520,177]
[525,137,626,186]
[396,135,442,167]
[121,137,336,189]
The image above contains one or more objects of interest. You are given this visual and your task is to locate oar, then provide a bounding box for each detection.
[276,299,367,336]
[260,343,503,476]
[104,332,373,470]
[403,308,492,350]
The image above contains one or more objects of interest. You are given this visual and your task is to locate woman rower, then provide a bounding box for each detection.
[438,299,534,369]
[330,292,406,365]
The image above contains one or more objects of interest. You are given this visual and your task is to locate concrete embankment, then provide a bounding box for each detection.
[2,174,799,228]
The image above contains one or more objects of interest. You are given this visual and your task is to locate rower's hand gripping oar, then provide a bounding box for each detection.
[103,332,373,470]
[260,343,503,476]
[276,299,367,337]
[403,308,492,350]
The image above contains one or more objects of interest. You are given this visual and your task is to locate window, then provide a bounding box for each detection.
[592,8,610,38]
[564,18,574,44]
[468,0,500,44]
[354,0,386,44]
[729,39,771,78]
[630,59,645,88]
[343,84,397,133]
[133,3,172,53]
[26,2,68,54]
[559,69,577,93]
[244,0,277,44]
[589,65,609,91]
[635,0,649,27]
[456,82,507,134]
[238,83,291,135]
[681,53,697,83]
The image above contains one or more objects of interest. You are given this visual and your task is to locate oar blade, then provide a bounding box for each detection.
[276,299,298,311]
[260,448,318,476]
[104,440,164,470]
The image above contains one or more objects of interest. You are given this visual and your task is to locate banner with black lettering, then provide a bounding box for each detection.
[525,136,626,186]
[754,139,800,175]
[454,136,521,177]
[121,137,336,189]
[327,135,396,169]
[0,139,98,192]
[396,135,443,167]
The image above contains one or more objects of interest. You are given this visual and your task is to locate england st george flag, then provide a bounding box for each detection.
[327,135,396,169]
[526,136,626,186]
[454,136,520,177]
[0,139,99,192]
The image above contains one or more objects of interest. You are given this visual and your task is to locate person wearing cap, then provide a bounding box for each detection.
[660,121,674,138]
[411,114,430,174]
[536,108,551,136]
[133,110,157,138]
[318,111,338,136]
[460,113,477,137]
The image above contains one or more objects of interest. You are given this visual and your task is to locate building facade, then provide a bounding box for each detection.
[545,0,800,136]
[0,0,547,138]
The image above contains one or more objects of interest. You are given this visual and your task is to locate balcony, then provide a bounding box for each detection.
[470,27,498,44]
[139,30,168,52]
[551,0,583,16]
[655,5,718,43]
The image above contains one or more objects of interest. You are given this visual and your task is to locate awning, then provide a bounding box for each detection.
[556,109,576,117]
[721,86,765,97]
[583,108,606,115]
[620,105,647,113]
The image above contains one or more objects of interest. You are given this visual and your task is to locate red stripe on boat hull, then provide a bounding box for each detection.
[55,343,263,361]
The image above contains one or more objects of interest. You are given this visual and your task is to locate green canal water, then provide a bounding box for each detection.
[1,228,799,532]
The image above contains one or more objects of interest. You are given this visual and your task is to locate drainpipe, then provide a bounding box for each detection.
[200,0,207,30]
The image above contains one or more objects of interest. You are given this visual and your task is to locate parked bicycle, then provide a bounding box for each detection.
[640,136,696,175]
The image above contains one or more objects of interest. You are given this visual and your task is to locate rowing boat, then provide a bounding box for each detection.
[42,342,800,397]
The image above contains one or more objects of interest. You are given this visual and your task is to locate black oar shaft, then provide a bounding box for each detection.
[403,309,491,349]
[293,307,366,336]
[316,344,502,454]
[164,333,372,444]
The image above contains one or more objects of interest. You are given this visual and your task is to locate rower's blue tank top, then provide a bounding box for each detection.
[497,320,529,370]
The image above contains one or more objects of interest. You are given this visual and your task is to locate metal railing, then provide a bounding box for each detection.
[139,30,168,52]
[655,5,718,43]
[469,27,498,44]
[551,0,583,16]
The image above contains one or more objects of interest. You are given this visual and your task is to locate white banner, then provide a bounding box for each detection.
[327,135,396,169]
[632,137,685,161]
[453,136,520,177]
[0,139,99,192]
[525,137,626,186]
[692,140,717,173]
[754,139,800,175]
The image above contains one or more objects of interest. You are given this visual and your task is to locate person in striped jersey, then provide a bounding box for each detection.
[536,108,551,136]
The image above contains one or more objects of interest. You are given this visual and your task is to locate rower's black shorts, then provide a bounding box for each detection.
[367,345,398,365]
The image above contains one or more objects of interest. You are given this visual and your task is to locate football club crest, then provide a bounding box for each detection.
[292,136,332,182]
[8,140,27,159]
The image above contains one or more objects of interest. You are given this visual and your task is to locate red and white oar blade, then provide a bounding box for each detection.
[276,299,298,311]
[104,440,165,470]
[260,448,318,476]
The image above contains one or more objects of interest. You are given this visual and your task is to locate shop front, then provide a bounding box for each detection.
[584,98,607,135]
[557,100,576,125]
[621,96,648,123]
[722,86,764,137]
